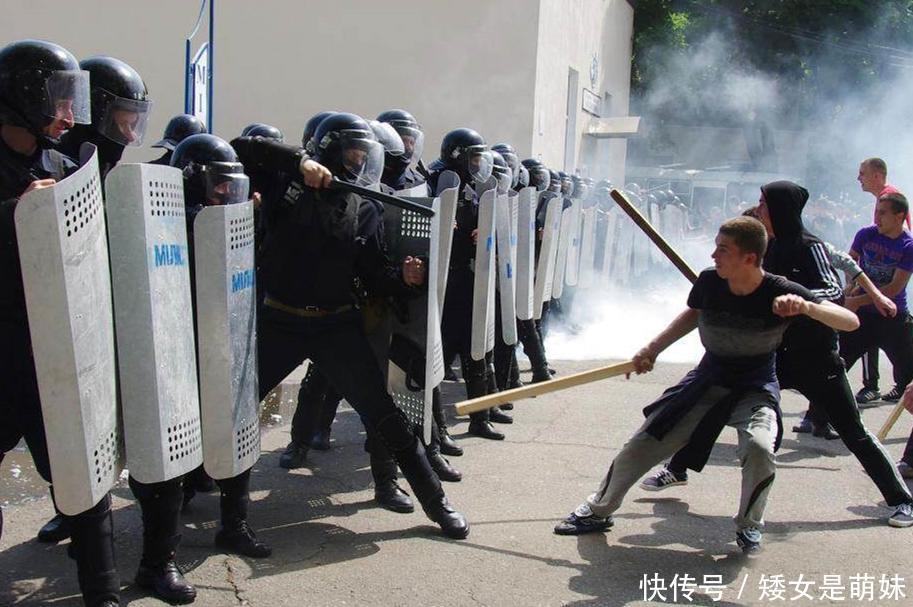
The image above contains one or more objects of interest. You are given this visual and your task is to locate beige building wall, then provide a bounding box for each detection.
[0,1,632,176]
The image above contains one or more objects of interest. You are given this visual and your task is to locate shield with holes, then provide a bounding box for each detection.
[14,146,121,515]
[495,189,518,344]
[533,192,561,318]
[382,184,445,443]
[470,180,498,360]
[564,200,583,287]
[193,200,260,479]
[551,200,574,298]
[105,164,202,484]
[577,205,598,288]
[515,187,536,321]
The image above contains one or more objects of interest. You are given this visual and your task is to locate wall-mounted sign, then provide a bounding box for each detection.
[581,88,601,117]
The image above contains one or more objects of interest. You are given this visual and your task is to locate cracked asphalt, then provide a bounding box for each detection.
[2,359,912,606]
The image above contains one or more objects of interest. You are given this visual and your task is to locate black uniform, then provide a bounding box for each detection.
[0,136,120,607]
[232,135,467,538]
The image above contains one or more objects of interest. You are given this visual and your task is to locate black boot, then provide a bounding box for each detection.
[378,413,469,540]
[427,421,462,482]
[432,387,462,456]
[68,494,120,607]
[370,444,414,513]
[37,512,71,543]
[130,476,197,604]
[520,319,552,383]
[486,370,513,424]
[278,441,309,469]
[215,471,271,558]
[464,360,504,440]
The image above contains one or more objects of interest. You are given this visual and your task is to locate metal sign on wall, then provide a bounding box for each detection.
[582,88,601,117]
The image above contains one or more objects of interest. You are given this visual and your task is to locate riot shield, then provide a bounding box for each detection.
[578,205,598,288]
[105,164,202,484]
[533,193,562,317]
[15,146,120,515]
[599,209,619,286]
[515,187,536,320]
[383,190,444,443]
[433,171,460,314]
[565,200,582,287]
[193,201,260,479]
[551,201,573,298]
[470,180,497,360]
[495,190,518,345]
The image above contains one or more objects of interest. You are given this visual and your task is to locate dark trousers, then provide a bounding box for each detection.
[840,312,913,392]
[668,348,912,507]
[862,347,880,391]
[256,306,443,504]
[903,430,913,466]
[1,321,119,606]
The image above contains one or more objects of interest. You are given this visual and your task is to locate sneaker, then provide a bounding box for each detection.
[888,503,913,528]
[883,385,904,403]
[855,387,881,404]
[736,527,762,555]
[898,461,913,479]
[641,467,688,491]
[553,503,613,535]
[792,418,813,434]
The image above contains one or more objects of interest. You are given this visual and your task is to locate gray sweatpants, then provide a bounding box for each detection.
[585,385,777,531]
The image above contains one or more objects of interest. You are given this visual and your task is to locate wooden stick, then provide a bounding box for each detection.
[610,189,698,284]
[455,360,636,415]
[877,401,907,442]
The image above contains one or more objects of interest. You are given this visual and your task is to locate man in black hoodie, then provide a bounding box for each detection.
[642,181,913,529]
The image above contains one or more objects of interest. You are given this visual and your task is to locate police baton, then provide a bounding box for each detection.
[328,179,435,218]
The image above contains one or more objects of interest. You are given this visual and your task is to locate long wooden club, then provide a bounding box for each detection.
[877,401,907,442]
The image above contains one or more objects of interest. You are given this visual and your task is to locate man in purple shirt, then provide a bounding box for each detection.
[841,192,913,400]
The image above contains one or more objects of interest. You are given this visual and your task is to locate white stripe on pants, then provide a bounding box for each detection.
[585,385,777,531]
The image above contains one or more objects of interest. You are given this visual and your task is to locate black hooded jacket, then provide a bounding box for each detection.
[762,180,844,353]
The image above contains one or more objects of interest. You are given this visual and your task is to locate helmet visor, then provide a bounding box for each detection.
[43,70,91,125]
[530,166,550,191]
[339,131,384,187]
[467,147,493,184]
[500,151,520,188]
[496,170,512,194]
[516,165,530,189]
[205,165,250,206]
[388,121,424,166]
[369,121,405,156]
[99,95,152,146]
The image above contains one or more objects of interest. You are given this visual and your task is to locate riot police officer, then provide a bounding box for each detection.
[231,113,469,539]
[58,55,151,179]
[149,113,206,165]
[38,53,151,545]
[240,122,283,141]
[430,128,509,440]
[0,39,120,607]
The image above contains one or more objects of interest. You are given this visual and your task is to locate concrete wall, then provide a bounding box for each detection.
[531,0,634,184]
[1,1,631,174]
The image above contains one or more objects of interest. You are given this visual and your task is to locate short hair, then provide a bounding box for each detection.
[879,192,908,217]
[718,217,767,266]
[741,206,761,220]
[863,157,888,177]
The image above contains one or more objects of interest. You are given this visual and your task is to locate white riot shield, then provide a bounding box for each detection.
[105,164,202,484]
[15,147,120,515]
[193,201,260,480]
[552,202,573,298]
[495,191,518,345]
[600,210,620,285]
[578,206,598,288]
[384,193,443,443]
[565,200,582,287]
[534,194,562,317]
[433,171,460,315]
[613,212,635,285]
[662,204,685,250]
[470,186,497,360]
[515,187,536,320]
